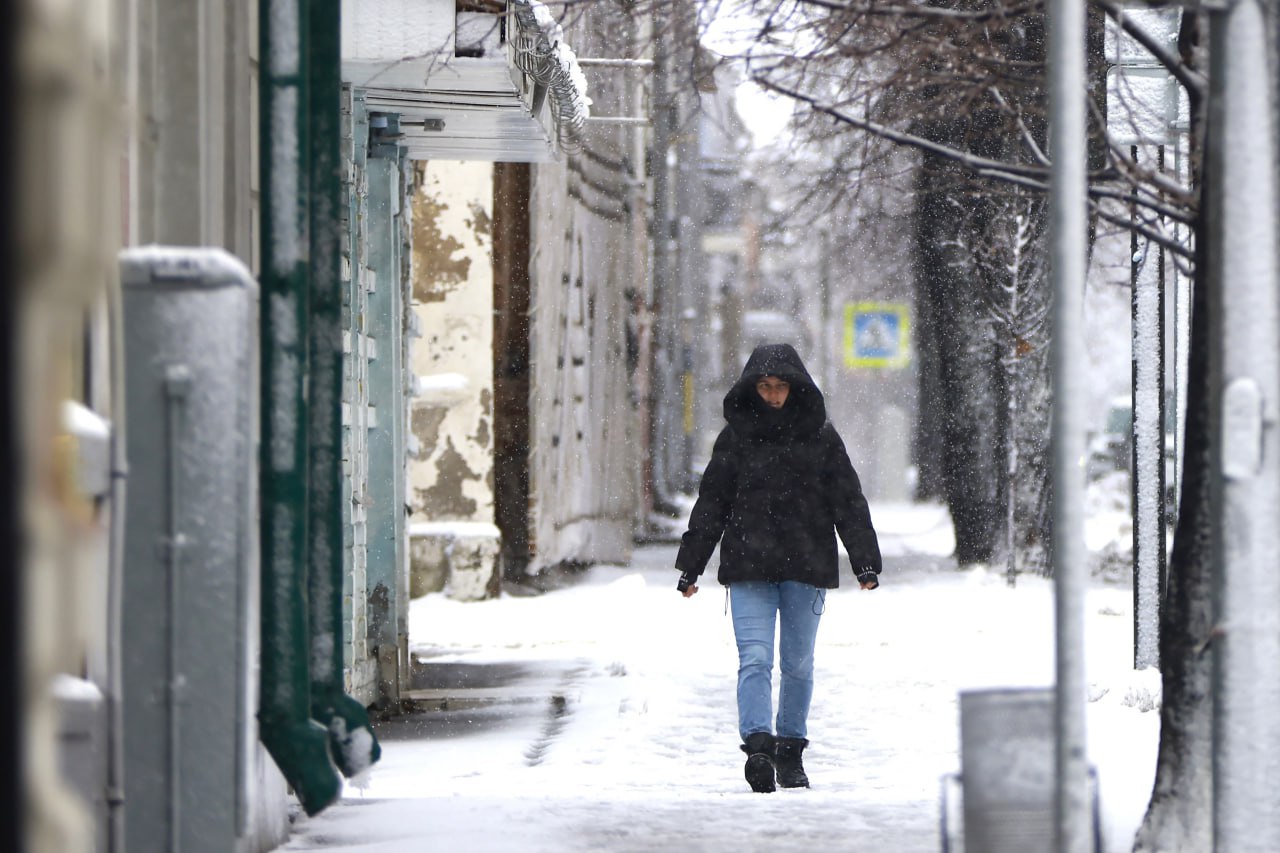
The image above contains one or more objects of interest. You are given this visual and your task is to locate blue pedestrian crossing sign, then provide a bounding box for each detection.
[845,303,910,369]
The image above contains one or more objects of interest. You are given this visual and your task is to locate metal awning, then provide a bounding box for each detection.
[341,0,590,162]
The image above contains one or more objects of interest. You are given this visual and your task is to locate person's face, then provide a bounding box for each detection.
[755,376,790,409]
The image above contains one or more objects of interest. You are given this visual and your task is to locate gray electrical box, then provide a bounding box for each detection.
[120,248,259,853]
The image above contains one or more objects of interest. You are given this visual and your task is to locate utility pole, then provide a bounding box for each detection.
[648,2,680,510]
[1207,0,1280,847]
[1108,9,1179,671]
[627,14,656,526]
[675,13,704,492]
[1047,0,1091,846]
[1130,145,1167,671]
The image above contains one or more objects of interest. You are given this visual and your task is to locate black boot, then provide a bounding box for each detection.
[774,737,810,788]
[740,732,776,793]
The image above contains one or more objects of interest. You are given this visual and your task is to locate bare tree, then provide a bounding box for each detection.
[984,188,1051,583]
[710,0,1066,568]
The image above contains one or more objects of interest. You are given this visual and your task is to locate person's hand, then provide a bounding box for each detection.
[682,584,699,598]
[677,571,699,597]
[857,569,880,590]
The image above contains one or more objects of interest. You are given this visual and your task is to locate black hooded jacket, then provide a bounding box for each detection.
[675,343,882,588]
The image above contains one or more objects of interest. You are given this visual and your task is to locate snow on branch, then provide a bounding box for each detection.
[754,75,1048,179]
[753,74,1195,260]
[793,0,1043,21]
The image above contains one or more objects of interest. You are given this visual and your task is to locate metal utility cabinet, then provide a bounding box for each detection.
[120,248,263,852]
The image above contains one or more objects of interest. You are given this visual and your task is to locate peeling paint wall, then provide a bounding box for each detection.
[341,94,375,703]
[408,162,498,597]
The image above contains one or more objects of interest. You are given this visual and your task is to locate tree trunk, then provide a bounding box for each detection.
[986,192,1053,578]
[911,6,1052,568]
[913,201,948,503]
[1133,185,1213,853]
[1133,12,1212,847]
[915,152,1003,565]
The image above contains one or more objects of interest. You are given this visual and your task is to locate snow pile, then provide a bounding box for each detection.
[413,372,470,405]
[328,717,378,790]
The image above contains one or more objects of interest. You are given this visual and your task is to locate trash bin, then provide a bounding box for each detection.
[941,687,1100,853]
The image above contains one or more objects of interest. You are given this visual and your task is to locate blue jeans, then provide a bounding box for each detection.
[729,580,826,742]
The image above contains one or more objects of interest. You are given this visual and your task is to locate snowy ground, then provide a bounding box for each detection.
[279,501,1161,852]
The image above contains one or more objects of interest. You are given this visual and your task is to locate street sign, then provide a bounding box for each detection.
[844,302,910,368]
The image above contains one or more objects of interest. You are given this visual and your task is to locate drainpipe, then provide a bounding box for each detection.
[306,0,381,777]
[258,0,343,815]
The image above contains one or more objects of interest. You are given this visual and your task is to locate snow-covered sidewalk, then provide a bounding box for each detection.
[279,503,1160,852]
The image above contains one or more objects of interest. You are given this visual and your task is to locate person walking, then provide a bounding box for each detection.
[675,343,881,793]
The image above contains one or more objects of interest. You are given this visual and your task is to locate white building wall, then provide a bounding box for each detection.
[407,162,500,599]
[527,171,637,572]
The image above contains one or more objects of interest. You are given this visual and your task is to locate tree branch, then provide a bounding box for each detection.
[1089,183,1196,226]
[1091,202,1193,260]
[759,75,1196,225]
[755,75,1049,179]
[792,0,1042,21]
[989,86,1050,167]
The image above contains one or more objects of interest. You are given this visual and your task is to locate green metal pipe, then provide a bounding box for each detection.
[258,0,343,815]
[306,0,381,778]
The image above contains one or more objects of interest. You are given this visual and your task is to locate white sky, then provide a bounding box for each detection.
[734,79,794,148]
[697,0,798,149]
[281,495,1159,852]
